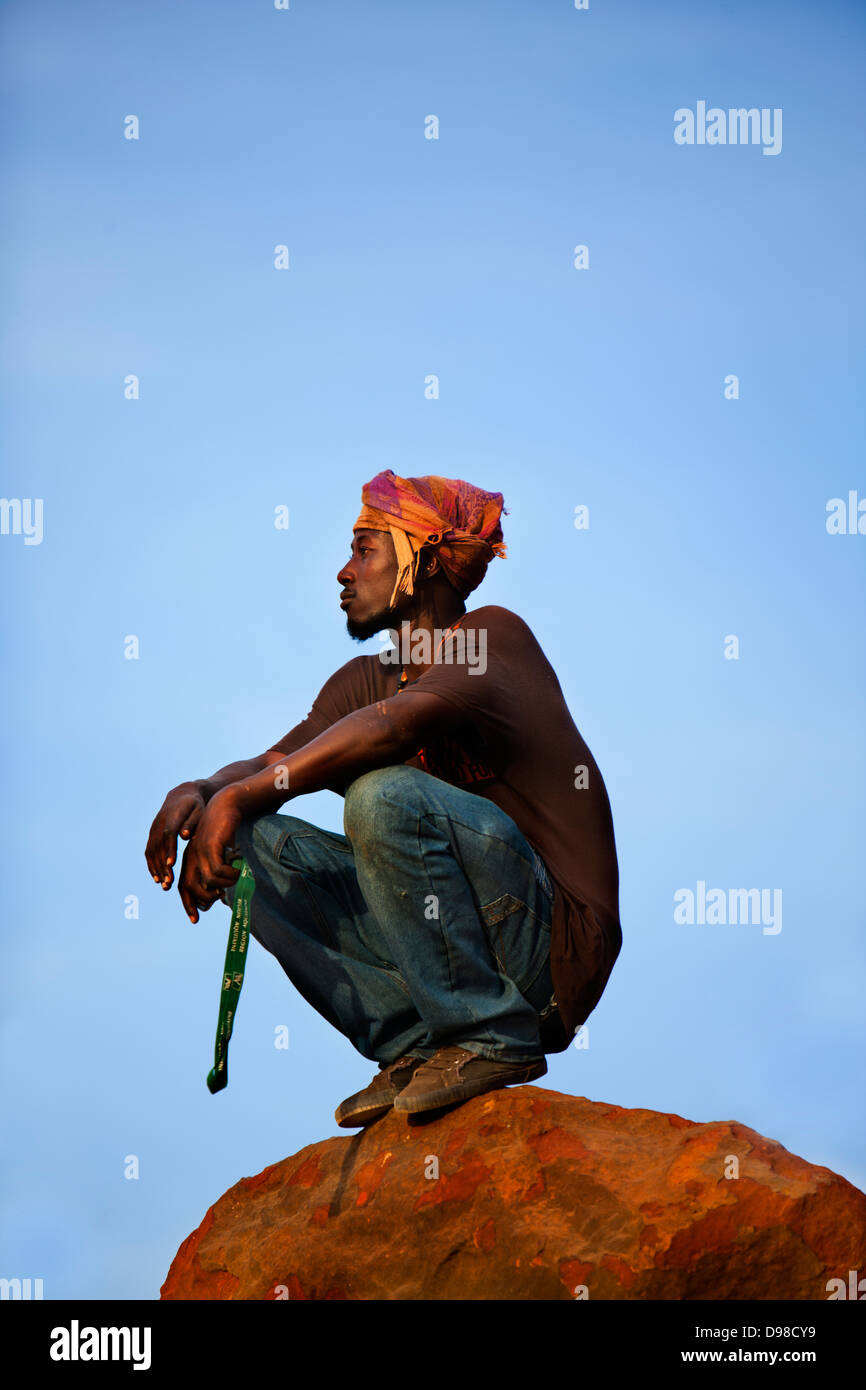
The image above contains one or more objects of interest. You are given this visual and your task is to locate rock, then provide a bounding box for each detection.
[160,1087,865,1300]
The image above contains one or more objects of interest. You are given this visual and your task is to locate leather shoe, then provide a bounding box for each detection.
[335,1053,429,1128]
[393,1045,547,1114]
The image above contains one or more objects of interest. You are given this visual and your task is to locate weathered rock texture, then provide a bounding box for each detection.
[161,1087,865,1300]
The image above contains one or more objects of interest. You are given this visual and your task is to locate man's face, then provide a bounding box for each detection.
[337,529,415,641]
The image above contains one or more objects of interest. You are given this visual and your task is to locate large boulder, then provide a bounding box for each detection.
[161,1087,865,1299]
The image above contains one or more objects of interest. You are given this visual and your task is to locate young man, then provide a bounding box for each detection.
[145,470,621,1126]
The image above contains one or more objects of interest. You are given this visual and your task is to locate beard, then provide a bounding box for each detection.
[345,591,416,643]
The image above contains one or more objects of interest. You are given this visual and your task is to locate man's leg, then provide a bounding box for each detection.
[224,812,436,1065]
[342,764,556,1065]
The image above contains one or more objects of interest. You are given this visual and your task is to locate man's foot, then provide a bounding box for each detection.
[334,1054,429,1128]
[393,1045,547,1114]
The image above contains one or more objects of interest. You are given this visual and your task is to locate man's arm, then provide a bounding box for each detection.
[145,731,322,891]
[147,654,371,891]
[198,752,282,803]
[236,690,457,814]
[178,689,460,921]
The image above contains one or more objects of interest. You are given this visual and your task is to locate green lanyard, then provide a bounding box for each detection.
[206,858,255,1094]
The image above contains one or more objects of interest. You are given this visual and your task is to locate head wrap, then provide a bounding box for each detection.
[354,469,507,607]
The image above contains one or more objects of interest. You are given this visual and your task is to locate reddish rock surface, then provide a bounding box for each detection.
[160,1087,865,1300]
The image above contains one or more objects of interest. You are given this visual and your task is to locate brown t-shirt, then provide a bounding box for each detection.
[273,604,622,1038]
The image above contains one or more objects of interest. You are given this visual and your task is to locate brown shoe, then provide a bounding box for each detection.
[334,1054,429,1128]
[393,1045,547,1114]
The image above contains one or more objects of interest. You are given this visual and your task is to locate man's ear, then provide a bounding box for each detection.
[421,547,441,578]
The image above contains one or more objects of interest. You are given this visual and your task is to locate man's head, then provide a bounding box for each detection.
[337,528,454,640]
[337,470,507,642]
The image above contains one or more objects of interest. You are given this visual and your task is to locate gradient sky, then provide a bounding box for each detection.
[1,0,864,1299]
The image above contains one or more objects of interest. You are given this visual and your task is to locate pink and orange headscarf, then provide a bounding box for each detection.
[354,469,507,607]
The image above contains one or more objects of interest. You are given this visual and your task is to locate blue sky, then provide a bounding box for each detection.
[1,0,864,1299]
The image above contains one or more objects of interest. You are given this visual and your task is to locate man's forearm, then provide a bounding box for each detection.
[223,699,423,819]
[195,751,286,803]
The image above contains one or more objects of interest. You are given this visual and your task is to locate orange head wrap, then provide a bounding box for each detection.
[354,469,507,607]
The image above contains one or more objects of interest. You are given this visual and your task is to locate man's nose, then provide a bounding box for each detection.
[337,558,354,585]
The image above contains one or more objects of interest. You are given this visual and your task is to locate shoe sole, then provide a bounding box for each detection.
[394,1058,547,1114]
[334,1058,429,1127]
[335,1091,399,1128]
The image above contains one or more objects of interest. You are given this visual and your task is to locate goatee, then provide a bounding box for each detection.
[346,596,414,643]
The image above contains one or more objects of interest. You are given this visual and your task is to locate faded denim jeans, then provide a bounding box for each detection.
[222,765,569,1065]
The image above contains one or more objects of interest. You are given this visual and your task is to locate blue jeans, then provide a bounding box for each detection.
[223,765,568,1065]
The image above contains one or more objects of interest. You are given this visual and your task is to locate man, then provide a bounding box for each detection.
[145,470,621,1127]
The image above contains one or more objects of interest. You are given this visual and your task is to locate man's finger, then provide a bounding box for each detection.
[179,803,203,840]
[160,829,177,868]
[160,823,184,885]
[179,881,199,924]
[203,859,239,889]
[146,825,165,883]
[187,857,218,901]
[208,850,239,884]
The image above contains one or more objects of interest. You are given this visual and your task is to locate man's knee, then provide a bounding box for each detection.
[343,765,425,845]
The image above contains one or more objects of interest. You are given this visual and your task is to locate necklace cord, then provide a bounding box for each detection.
[396,616,467,693]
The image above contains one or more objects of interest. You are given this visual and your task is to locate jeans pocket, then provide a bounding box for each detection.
[479,892,526,930]
[479,894,551,991]
[478,893,517,973]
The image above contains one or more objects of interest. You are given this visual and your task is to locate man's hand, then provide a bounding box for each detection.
[178,790,243,924]
[145,783,206,889]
